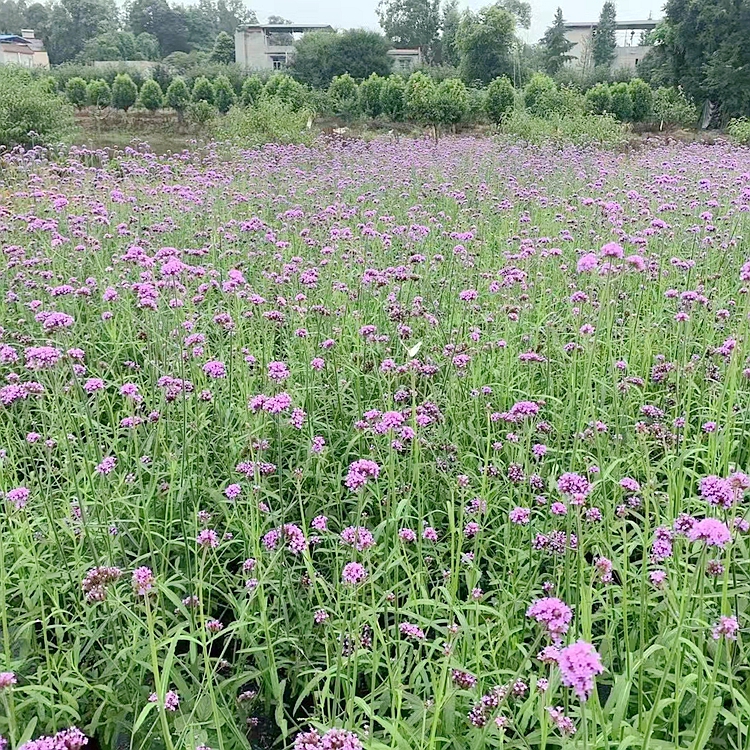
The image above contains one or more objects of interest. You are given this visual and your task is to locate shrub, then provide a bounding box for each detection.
[329,73,360,119]
[628,78,654,122]
[192,76,215,105]
[86,79,111,108]
[0,67,74,148]
[586,82,612,115]
[523,73,558,117]
[265,74,306,112]
[166,77,191,120]
[216,100,313,146]
[213,75,237,114]
[210,31,235,64]
[111,73,137,111]
[380,74,406,121]
[465,87,488,124]
[652,87,697,128]
[65,77,88,109]
[241,75,264,107]
[405,71,438,126]
[359,73,384,118]
[485,76,515,124]
[501,110,627,147]
[138,79,163,111]
[435,77,468,128]
[187,100,217,126]
[151,64,173,94]
[609,82,633,121]
[728,117,750,144]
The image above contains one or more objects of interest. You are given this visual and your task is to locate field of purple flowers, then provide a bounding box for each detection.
[1,135,750,750]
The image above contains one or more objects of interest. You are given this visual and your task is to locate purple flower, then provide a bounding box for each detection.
[341,561,368,585]
[6,486,30,510]
[526,597,572,640]
[687,518,731,548]
[203,360,226,378]
[557,639,604,701]
[0,672,17,690]
[712,615,739,640]
[132,566,155,596]
[399,621,426,640]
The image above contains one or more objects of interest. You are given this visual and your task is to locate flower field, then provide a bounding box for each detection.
[1,136,750,750]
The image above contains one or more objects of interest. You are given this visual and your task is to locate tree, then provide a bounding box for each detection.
[359,73,384,117]
[380,73,406,120]
[585,82,611,114]
[128,0,190,56]
[405,70,437,124]
[376,0,441,59]
[165,76,190,119]
[523,72,557,116]
[265,74,306,110]
[192,75,214,104]
[241,75,263,106]
[496,0,531,29]
[440,0,461,67]
[592,1,617,68]
[87,78,111,107]
[628,78,653,121]
[112,73,137,110]
[39,0,118,63]
[210,30,235,63]
[456,5,517,86]
[609,81,633,120]
[65,77,88,108]
[290,30,392,90]
[435,77,468,127]
[80,30,158,61]
[540,7,575,74]
[485,75,515,123]
[139,78,163,110]
[213,74,236,113]
[329,73,360,118]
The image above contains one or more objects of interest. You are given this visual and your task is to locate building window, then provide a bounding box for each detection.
[399,58,411,70]
[271,55,286,70]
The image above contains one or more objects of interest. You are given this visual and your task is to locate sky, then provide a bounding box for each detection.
[248,0,663,44]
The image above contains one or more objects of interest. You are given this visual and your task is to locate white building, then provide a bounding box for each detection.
[235,24,333,70]
[563,19,657,71]
[387,48,423,72]
[0,30,49,69]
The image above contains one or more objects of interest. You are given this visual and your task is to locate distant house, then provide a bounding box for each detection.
[0,30,49,69]
[563,19,657,71]
[235,24,334,70]
[387,48,423,72]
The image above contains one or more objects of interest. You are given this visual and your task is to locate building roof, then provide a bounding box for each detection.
[563,19,658,30]
[0,34,29,44]
[387,48,421,55]
[237,24,334,33]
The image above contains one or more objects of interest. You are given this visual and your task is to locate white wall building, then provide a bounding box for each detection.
[0,30,49,68]
[235,24,333,70]
[563,19,657,71]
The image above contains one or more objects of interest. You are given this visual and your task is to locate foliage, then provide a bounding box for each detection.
[652,86,698,128]
[456,4,517,86]
[523,72,557,117]
[464,86,488,124]
[376,0,441,60]
[628,78,653,122]
[540,7,575,75]
[727,117,750,144]
[215,99,313,145]
[210,30,235,64]
[0,66,74,147]
[192,75,215,104]
[591,1,617,68]
[186,99,216,125]
[501,108,627,145]
[213,74,236,114]
[439,0,461,67]
[609,81,633,121]
[496,0,531,29]
[165,76,190,116]
[86,78,112,108]
[65,76,89,109]
[359,73,385,117]
[80,30,160,62]
[405,70,438,125]
[290,30,392,90]
[328,73,360,119]
[241,75,264,107]
[380,73,407,120]
[434,77,468,126]
[586,82,612,115]
[151,63,174,93]
[265,74,306,112]
[111,73,138,111]
[138,78,164,111]
[485,75,515,123]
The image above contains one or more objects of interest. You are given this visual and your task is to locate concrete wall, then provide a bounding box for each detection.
[235,28,294,70]
[565,28,652,71]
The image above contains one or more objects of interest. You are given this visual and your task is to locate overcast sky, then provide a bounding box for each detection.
[250,0,663,44]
